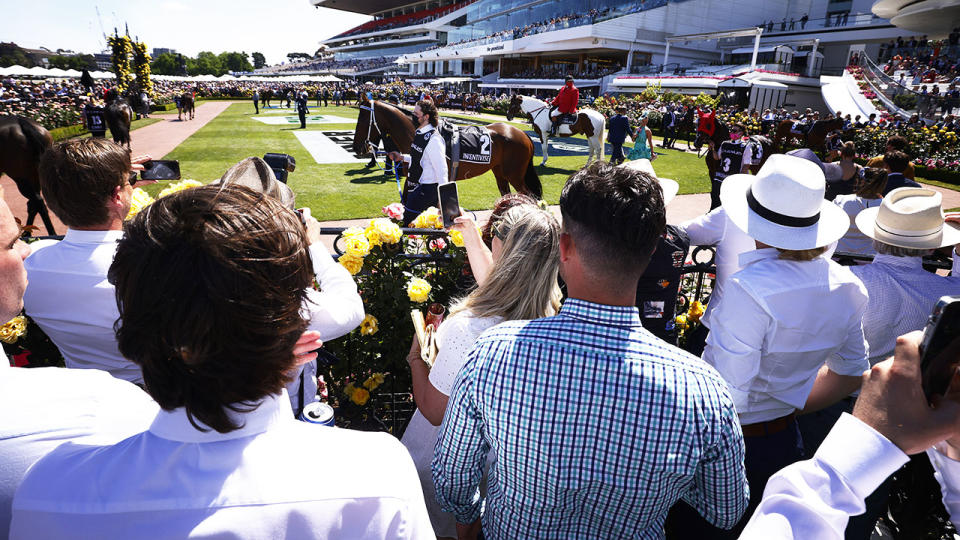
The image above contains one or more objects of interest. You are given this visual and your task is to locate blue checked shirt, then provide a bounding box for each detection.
[431,299,748,539]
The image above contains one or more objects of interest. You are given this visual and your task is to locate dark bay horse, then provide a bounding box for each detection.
[260,89,274,108]
[105,90,133,149]
[178,93,195,121]
[772,117,844,153]
[0,116,56,234]
[694,118,772,180]
[352,99,541,197]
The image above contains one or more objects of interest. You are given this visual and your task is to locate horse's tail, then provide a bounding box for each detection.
[16,116,51,161]
[523,156,542,199]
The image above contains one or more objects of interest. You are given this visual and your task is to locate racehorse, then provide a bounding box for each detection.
[676,107,699,150]
[352,99,541,198]
[177,93,195,121]
[506,94,605,166]
[0,115,57,234]
[772,117,844,152]
[260,89,274,108]
[464,93,479,113]
[104,89,133,150]
[693,117,773,180]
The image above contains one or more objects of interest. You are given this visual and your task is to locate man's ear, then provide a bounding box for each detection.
[559,231,574,262]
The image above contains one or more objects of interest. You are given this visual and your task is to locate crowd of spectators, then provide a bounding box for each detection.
[501,64,622,80]
[332,0,476,40]
[255,56,398,75]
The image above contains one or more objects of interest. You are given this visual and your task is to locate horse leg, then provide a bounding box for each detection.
[491,164,510,196]
[540,133,549,167]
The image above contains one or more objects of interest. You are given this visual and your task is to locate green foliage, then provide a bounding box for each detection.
[47,54,97,71]
[0,42,34,68]
[218,51,252,73]
[150,52,180,75]
[49,124,88,141]
[694,92,720,109]
[640,82,661,101]
[252,52,266,69]
[287,52,313,62]
[189,51,223,76]
[893,93,918,110]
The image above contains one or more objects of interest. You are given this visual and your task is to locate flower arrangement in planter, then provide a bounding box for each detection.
[107,34,134,94]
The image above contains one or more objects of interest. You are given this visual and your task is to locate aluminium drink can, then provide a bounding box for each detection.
[299,402,335,427]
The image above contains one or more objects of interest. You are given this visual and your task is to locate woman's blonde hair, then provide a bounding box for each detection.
[450,206,562,321]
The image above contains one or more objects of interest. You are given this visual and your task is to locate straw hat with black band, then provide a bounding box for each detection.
[855,187,960,249]
[215,157,297,210]
[719,154,850,250]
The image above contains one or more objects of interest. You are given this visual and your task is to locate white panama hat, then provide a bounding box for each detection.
[720,154,851,250]
[855,187,960,249]
[618,158,679,205]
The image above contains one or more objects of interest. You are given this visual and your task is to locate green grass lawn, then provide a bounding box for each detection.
[147,103,720,220]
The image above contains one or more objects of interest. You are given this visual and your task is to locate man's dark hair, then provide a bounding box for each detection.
[108,185,313,434]
[559,161,665,278]
[886,135,909,152]
[884,150,910,173]
[38,138,130,228]
[730,123,747,134]
[416,99,439,127]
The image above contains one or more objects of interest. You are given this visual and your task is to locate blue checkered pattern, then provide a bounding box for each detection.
[431,299,748,539]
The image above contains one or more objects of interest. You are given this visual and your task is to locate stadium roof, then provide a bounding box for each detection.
[311,0,418,15]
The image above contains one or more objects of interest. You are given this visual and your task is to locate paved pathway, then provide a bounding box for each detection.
[2,101,236,234]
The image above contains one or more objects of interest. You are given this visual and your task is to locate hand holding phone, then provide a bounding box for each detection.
[920,296,960,402]
[140,160,181,181]
[437,183,461,229]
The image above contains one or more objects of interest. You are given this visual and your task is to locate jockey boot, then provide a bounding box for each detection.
[550,118,560,136]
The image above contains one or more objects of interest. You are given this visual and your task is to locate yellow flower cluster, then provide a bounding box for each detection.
[449,230,464,247]
[158,179,203,199]
[0,315,27,345]
[687,300,705,324]
[360,314,378,336]
[363,372,386,391]
[407,277,432,303]
[338,227,369,275]
[412,207,443,229]
[675,314,689,330]
[365,218,403,246]
[344,382,370,406]
[126,188,155,220]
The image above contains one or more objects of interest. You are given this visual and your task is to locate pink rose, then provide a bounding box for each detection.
[382,202,404,221]
[429,238,447,251]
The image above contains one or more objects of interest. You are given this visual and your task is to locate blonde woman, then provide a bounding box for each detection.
[401,205,562,540]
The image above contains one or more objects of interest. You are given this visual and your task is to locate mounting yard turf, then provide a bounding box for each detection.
[151,102,711,220]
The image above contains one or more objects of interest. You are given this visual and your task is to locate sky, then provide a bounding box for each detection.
[0,0,371,65]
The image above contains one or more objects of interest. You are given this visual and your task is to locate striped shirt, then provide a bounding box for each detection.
[431,299,748,539]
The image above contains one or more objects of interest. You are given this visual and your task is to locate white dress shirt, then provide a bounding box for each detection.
[24,231,363,398]
[740,413,909,539]
[402,124,449,185]
[832,196,882,256]
[851,251,960,366]
[678,208,757,329]
[703,249,870,424]
[11,391,434,540]
[0,360,158,540]
[928,442,960,525]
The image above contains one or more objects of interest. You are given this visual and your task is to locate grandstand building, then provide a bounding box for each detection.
[313,0,917,111]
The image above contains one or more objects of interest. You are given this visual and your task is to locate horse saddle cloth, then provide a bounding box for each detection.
[550,107,578,125]
[438,122,492,165]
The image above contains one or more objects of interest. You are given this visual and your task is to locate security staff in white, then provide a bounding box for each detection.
[389,99,448,225]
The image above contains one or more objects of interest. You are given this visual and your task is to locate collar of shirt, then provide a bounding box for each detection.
[871,253,924,270]
[559,298,642,328]
[416,124,435,135]
[738,247,778,267]
[149,390,291,443]
[63,228,124,244]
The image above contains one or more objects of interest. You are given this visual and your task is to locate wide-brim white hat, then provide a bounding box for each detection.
[855,187,960,249]
[721,154,850,250]
[618,158,679,205]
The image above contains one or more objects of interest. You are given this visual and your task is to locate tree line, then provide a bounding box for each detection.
[151,51,261,76]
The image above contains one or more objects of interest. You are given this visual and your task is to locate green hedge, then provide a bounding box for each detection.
[50,124,88,141]
[915,164,960,185]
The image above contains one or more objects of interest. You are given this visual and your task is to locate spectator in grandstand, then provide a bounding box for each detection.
[0,192,159,540]
[549,75,579,136]
[833,167,888,256]
[402,204,561,540]
[866,136,917,179]
[606,104,632,165]
[10,185,433,540]
[687,154,868,538]
[388,100,448,225]
[882,151,922,194]
[433,161,748,540]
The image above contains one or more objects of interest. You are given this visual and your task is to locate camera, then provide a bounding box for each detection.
[263,153,296,184]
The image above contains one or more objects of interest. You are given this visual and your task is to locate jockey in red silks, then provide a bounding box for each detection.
[697,108,716,138]
[550,75,579,136]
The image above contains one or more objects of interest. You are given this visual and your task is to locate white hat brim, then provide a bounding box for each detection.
[720,173,851,250]
[855,207,960,249]
[618,159,678,205]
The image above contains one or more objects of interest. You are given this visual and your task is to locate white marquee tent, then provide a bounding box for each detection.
[0,65,342,83]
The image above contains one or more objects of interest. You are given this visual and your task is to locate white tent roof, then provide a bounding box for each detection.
[91,71,114,79]
[4,65,34,76]
[26,66,50,75]
[45,67,69,76]
[62,69,82,76]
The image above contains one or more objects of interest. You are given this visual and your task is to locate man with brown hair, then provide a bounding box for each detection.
[881,150,922,194]
[865,135,917,179]
[24,138,152,383]
[10,185,433,539]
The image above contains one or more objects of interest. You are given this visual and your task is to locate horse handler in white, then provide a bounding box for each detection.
[388,99,448,225]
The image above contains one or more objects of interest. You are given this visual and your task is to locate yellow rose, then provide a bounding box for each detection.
[344,382,356,399]
[344,235,371,258]
[126,188,155,220]
[0,315,26,344]
[342,226,365,239]
[449,230,464,247]
[363,372,386,391]
[360,314,378,336]
[363,222,382,247]
[373,218,403,244]
[350,387,370,406]
[413,207,443,229]
[157,179,203,199]
[407,277,432,303]
[338,254,364,275]
[675,314,689,329]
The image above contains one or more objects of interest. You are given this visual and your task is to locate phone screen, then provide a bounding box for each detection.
[921,296,960,402]
[437,183,460,228]
[141,160,181,181]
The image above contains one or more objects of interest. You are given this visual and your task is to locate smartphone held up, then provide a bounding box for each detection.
[140,160,181,181]
[920,295,960,403]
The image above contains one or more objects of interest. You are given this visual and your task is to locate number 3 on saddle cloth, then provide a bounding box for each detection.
[437,121,493,182]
